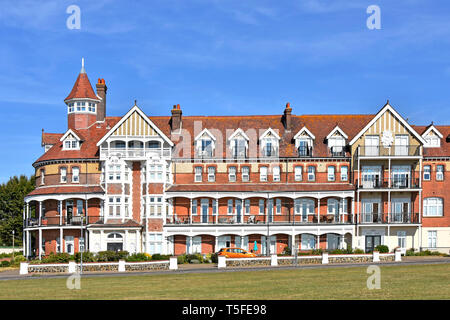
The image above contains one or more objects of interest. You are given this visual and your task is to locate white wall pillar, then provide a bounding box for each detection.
[60,228,63,253]
[218,255,226,268]
[38,228,42,260]
[169,256,178,270]
[317,198,320,224]
[38,201,42,225]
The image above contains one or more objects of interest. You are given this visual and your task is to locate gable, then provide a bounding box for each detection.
[97,105,173,146]
[350,103,426,145]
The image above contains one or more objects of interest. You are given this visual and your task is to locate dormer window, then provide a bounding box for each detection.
[67,101,97,113]
[195,129,215,158]
[422,125,443,148]
[294,127,315,157]
[229,129,249,158]
[259,128,280,158]
[327,126,348,157]
[61,129,82,150]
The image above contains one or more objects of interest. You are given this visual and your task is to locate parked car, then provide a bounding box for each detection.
[217,248,256,258]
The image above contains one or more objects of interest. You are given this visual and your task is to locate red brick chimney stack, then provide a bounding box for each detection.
[284,102,292,131]
[96,78,107,122]
[171,104,182,131]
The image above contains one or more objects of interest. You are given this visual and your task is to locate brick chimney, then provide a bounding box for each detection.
[171,104,182,131]
[283,102,292,131]
[96,78,107,122]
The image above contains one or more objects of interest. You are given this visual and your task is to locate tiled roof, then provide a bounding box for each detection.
[41,132,62,146]
[413,125,450,157]
[89,219,142,228]
[27,185,104,197]
[166,183,355,193]
[64,72,100,101]
[34,117,120,164]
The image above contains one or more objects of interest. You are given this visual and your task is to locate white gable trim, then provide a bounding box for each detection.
[349,103,426,145]
[195,128,217,141]
[228,128,250,141]
[326,126,348,140]
[96,105,174,146]
[259,128,280,140]
[422,125,443,139]
[293,127,315,140]
[60,129,82,142]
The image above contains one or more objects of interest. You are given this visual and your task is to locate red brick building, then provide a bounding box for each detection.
[23,64,450,259]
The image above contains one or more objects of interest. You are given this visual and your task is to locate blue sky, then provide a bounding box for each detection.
[1,0,450,182]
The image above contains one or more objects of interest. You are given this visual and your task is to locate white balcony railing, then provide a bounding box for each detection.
[100,148,171,159]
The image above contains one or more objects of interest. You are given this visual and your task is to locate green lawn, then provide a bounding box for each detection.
[0,264,449,299]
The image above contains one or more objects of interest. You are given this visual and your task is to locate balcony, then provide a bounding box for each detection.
[296,146,313,157]
[356,176,420,190]
[360,212,419,224]
[231,147,247,159]
[329,146,346,157]
[24,216,104,228]
[196,148,213,158]
[357,145,420,157]
[165,214,354,226]
[100,148,171,159]
[261,146,279,158]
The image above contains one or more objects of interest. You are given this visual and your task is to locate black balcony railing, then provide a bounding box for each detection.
[297,146,313,157]
[356,176,420,189]
[24,216,104,228]
[360,212,419,224]
[166,214,355,225]
[261,146,279,158]
[329,146,346,157]
[231,147,247,158]
[358,145,420,157]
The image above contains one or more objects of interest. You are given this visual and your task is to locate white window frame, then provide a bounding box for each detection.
[423,198,443,217]
[242,166,250,182]
[192,199,198,215]
[229,166,237,182]
[149,163,163,182]
[259,199,265,215]
[208,167,215,182]
[194,166,202,182]
[244,199,250,215]
[273,166,280,182]
[427,231,437,248]
[341,166,348,182]
[148,196,163,217]
[436,165,444,181]
[294,166,302,182]
[148,233,163,254]
[260,166,268,182]
[227,199,234,215]
[327,166,335,181]
[108,196,122,217]
[423,165,431,181]
[397,231,406,249]
[72,167,79,183]
[307,166,315,181]
[275,199,282,214]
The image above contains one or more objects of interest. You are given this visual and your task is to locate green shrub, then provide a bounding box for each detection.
[353,248,365,254]
[210,253,218,263]
[177,254,188,264]
[151,254,171,261]
[74,251,95,263]
[126,253,150,262]
[374,245,389,253]
[311,249,323,255]
[42,252,72,263]
[10,255,26,266]
[97,250,129,262]
[186,253,203,263]
[329,249,345,254]
[280,246,292,256]
[1,260,11,267]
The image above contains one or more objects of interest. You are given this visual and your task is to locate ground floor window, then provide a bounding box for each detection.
[218,236,231,250]
[235,236,249,250]
[65,236,74,254]
[147,233,163,254]
[327,234,341,250]
[428,231,437,248]
[107,233,123,252]
[301,234,316,250]
[365,235,381,253]
[192,236,201,253]
[397,231,406,248]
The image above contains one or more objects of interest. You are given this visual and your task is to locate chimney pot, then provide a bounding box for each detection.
[96,78,107,122]
[284,102,292,131]
[171,104,182,131]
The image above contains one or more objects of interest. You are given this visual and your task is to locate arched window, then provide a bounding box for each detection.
[423,198,443,217]
[107,233,123,239]
[147,141,161,149]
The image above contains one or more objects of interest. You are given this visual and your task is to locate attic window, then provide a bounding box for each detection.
[424,135,440,148]
[63,139,80,150]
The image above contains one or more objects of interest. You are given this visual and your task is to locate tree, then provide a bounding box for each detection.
[0,175,35,246]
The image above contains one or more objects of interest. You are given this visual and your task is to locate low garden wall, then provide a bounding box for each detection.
[23,260,170,274]
[222,252,397,268]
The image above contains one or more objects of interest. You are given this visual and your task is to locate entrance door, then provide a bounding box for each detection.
[65,236,74,254]
[201,199,209,223]
[66,201,73,225]
[365,235,381,253]
[235,200,242,223]
[107,243,123,252]
[267,200,273,223]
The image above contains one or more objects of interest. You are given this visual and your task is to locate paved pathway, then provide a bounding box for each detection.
[0,257,449,281]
